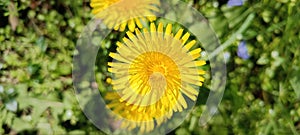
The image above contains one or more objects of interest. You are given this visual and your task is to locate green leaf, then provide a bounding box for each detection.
[35,36,47,52]
[290,75,300,99]
[257,54,270,65]
[17,97,64,124]
[11,118,33,132]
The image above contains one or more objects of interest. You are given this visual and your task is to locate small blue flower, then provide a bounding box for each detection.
[237,41,250,60]
[227,0,244,7]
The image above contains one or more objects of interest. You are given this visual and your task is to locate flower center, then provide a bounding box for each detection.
[129,52,181,96]
[148,72,166,95]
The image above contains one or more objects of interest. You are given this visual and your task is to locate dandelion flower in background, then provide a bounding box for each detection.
[237,41,250,59]
[227,0,244,7]
[90,0,159,32]
[106,22,206,133]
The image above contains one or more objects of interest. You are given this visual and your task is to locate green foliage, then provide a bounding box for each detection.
[0,0,299,134]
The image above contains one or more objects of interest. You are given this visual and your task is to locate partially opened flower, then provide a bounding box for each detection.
[90,0,159,32]
[105,22,206,133]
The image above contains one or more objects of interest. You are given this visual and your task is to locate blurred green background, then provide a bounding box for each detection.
[0,0,299,134]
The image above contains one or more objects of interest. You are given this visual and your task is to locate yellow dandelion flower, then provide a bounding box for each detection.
[90,0,160,32]
[106,22,206,133]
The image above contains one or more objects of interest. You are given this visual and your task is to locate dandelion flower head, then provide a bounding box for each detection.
[105,22,206,133]
[90,0,160,32]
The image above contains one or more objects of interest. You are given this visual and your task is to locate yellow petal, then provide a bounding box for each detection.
[182,74,205,86]
[157,22,164,33]
[174,29,184,40]
[108,62,130,69]
[165,24,172,37]
[116,41,123,47]
[181,85,197,101]
[195,60,206,66]
[107,62,112,66]
[184,40,196,50]
[128,19,135,32]
[150,23,156,32]
[135,18,143,28]
[189,48,202,56]
[198,70,206,75]
[90,1,104,8]
[147,16,156,22]
[181,32,190,45]
[108,68,112,73]
[181,68,206,75]
[114,24,119,30]
[192,53,201,60]
[119,22,127,31]
[135,28,142,36]
[126,31,136,40]
[143,28,149,33]
[178,93,187,109]
[108,52,131,63]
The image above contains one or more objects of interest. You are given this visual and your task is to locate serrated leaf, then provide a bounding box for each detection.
[17,97,64,124]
